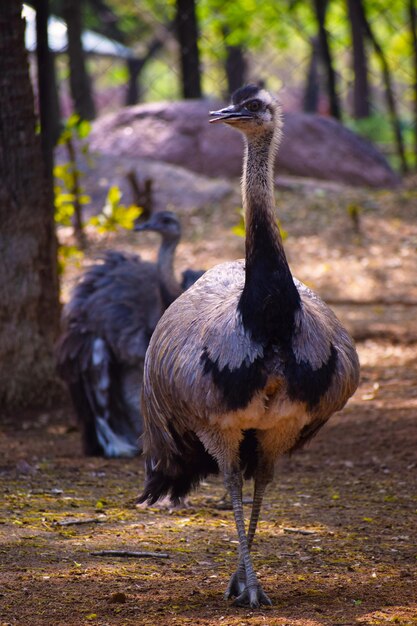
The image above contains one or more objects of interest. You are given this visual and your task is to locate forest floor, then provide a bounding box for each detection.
[1,174,417,626]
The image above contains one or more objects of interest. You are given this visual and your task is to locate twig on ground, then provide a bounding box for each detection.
[91,550,170,559]
[54,518,106,526]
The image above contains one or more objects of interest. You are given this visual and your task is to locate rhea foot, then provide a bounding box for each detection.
[225,573,272,608]
[224,571,246,599]
[234,583,272,608]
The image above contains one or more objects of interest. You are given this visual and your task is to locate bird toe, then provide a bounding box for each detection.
[232,583,272,608]
[224,571,246,599]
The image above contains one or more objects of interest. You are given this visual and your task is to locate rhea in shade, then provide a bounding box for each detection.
[137,85,360,607]
[57,211,204,458]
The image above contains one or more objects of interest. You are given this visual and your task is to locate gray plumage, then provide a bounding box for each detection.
[56,211,204,458]
[138,85,360,607]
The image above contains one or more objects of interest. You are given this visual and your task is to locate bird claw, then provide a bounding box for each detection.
[224,571,246,599]
[232,583,272,608]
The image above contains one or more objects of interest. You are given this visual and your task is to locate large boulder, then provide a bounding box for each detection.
[90,100,400,188]
[64,152,234,217]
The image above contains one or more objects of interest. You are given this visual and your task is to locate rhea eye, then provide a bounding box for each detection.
[246,100,261,112]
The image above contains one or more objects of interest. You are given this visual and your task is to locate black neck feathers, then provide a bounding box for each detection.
[238,133,300,344]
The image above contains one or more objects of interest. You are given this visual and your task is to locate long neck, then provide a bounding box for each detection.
[158,237,182,308]
[239,129,300,343]
[243,130,284,269]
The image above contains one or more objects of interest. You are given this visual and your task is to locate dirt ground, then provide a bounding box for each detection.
[1,175,416,626]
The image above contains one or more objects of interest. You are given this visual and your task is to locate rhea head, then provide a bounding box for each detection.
[209,84,282,139]
[134,210,181,243]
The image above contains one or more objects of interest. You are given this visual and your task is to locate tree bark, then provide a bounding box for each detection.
[125,38,164,105]
[347,0,371,118]
[86,0,126,43]
[84,0,166,106]
[62,0,96,120]
[303,37,320,113]
[359,1,408,172]
[313,0,341,119]
[176,0,202,99]
[225,44,247,96]
[409,0,417,167]
[0,0,61,410]
[34,0,61,169]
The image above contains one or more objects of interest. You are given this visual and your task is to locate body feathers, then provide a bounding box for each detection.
[140,260,359,502]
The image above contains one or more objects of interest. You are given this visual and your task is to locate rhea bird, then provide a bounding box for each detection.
[137,85,360,607]
[57,210,204,458]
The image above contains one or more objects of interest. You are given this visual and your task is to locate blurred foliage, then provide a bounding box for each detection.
[54,113,92,228]
[89,186,142,233]
[54,115,142,273]
[346,113,416,170]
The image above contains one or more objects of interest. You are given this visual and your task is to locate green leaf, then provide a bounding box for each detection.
[67,113,81,129]
[107,185,122,207]
[77,120,91,139]
[58,193,76,204]
[232,223,245,237]
[53,164,69,179]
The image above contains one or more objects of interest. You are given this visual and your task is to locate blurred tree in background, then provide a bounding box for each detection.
[347,0,371,119]
[0,0,61,411]
[176,0,202,98]
[62,0,97,120]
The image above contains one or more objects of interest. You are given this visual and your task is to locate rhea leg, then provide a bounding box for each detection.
[224,466,272,608]
[225,459,273,605]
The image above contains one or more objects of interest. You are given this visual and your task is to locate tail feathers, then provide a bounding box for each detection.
[137,461,205,506]
[96,416,139,458]
[58,329,140,457]
[66,378,102,456]
[137,434,219,505]
[138,429,263,505]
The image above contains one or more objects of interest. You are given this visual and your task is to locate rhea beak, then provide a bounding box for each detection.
[134,220,154,232]
[209,105,251,124]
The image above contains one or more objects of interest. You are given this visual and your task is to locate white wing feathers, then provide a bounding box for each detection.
[185,260,264,371]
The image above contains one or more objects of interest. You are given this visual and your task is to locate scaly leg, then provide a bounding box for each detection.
[225,460,273,603]
[224,467,272,608]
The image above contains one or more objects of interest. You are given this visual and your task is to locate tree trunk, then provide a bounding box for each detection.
[85,0,166,107]
[347,0,371,118]
[359,2,408,173]
[176,0,202,99]
[303,37,320,113]
[34,0,60,179]
[313,0,341,119]
[409,0,417,167]
[86,0,126,43]
[0,0,61,410]
[225,44,247,96]
[62,0,96,120]
[125,38,164,105]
